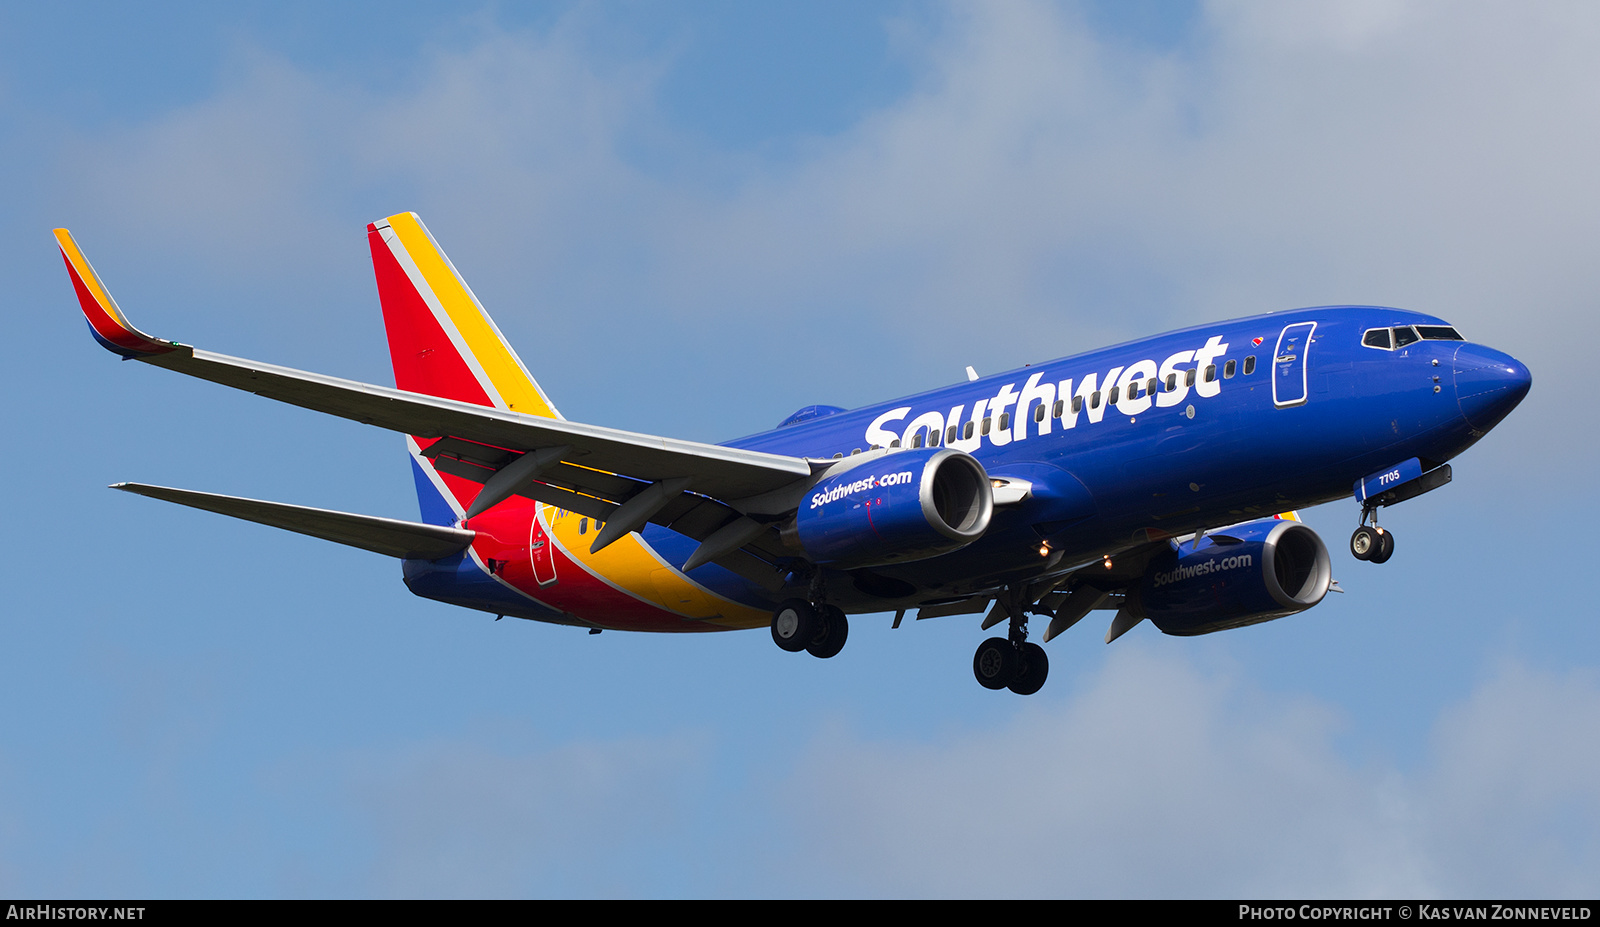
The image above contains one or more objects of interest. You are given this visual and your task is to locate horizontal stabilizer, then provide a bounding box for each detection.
[112,483,475,560]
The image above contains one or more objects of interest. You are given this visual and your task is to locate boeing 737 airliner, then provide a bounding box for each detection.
[56,214,1531,694]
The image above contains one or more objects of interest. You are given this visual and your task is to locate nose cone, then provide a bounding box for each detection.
[1453,343,1531,432]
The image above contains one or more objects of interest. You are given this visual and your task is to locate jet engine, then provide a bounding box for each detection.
[1138,518,1333,635]
[791,447,993,568]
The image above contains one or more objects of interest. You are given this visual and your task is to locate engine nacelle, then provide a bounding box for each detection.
[793,448,994,568]
[1139,519,1333,636]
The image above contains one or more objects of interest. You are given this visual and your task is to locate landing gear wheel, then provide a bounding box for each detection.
[772,599,819,653]
[807,606,849,659]
[1350,525,1378,561]
[1371,528,1395,564]
[1009,642,1049,696]
[973,637,1019,690]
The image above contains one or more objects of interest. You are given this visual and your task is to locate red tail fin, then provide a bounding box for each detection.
[367,213,560,518]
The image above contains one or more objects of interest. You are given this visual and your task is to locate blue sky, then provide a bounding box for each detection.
[3,1,1598,898]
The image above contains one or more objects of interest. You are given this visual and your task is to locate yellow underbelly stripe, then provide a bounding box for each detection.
[545,506,768,626]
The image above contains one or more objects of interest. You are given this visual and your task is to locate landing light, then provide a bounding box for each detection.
[1103,555,1114,569]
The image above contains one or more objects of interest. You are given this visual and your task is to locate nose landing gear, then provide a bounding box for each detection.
[1350,510,1395,564]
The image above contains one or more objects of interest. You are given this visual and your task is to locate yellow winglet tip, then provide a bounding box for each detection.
[55,228,181,358]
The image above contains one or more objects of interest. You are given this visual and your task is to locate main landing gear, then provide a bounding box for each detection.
[972,592,1049,695]
[1350,509,1395,564]
[771,599,849,659]
[974,637,1048,695]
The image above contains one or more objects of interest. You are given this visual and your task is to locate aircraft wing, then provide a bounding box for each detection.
[113,482,476,560]
[57,230,814,510]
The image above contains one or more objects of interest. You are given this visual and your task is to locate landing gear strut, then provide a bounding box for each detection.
[972,591,1050,695]
[1350,508,1395,564]
[770,572,849,659]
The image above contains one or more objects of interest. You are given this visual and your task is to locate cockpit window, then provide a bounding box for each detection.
[1363,324,1465,350]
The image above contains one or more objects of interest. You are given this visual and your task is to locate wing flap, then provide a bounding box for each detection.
[113,482,475,560]
[422,440,777,555]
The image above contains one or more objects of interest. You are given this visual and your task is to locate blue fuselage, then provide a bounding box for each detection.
[716,306,1529,609]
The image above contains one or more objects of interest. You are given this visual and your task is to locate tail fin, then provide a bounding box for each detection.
[367,213,561,522]
[368,213,560,417]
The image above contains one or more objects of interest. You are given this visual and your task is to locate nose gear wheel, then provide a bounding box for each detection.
[1351,507,1396,564]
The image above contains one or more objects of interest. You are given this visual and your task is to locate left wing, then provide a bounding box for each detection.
[112,482,476,560]
[56,229,815,511]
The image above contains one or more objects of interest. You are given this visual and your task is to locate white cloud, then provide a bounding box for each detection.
[317,732,710,898]
[54,2,1600,411]
[21,1,1600,899]
[305,652,1600,898]
[1416,662,1600,896]
[773,648,1600,898]
[60,51,346,271]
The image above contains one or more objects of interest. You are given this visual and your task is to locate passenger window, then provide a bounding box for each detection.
[1072,396,1084,413]
[1052,399,1064,418]
[964,421,975,440]
[1107,387,1120,405]
[1224,359,1236,378]
[911,432,924,449]
[981,417,991,435]
[1184,369,1196,387]
[833,452,843,459]
[1166,373,1178,392]
[946,425,958,444]
[1244,355,1256,375]
[852,448,862,455]
[1362,328,1392,349]
[1127,382,1140,400]
[580,517,588,535]
[1393,326,1420,348]
[998,412,1010,430]
[1033,404,1046,423]
[1205,365,1217,382]
[1147,377,1158,395]
[890,439,901,448]
[1090,391,1101,409]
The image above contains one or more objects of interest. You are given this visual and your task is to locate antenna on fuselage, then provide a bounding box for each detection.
[965,366,979,382]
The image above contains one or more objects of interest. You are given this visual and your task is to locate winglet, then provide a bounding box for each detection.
[54,229,185,359]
